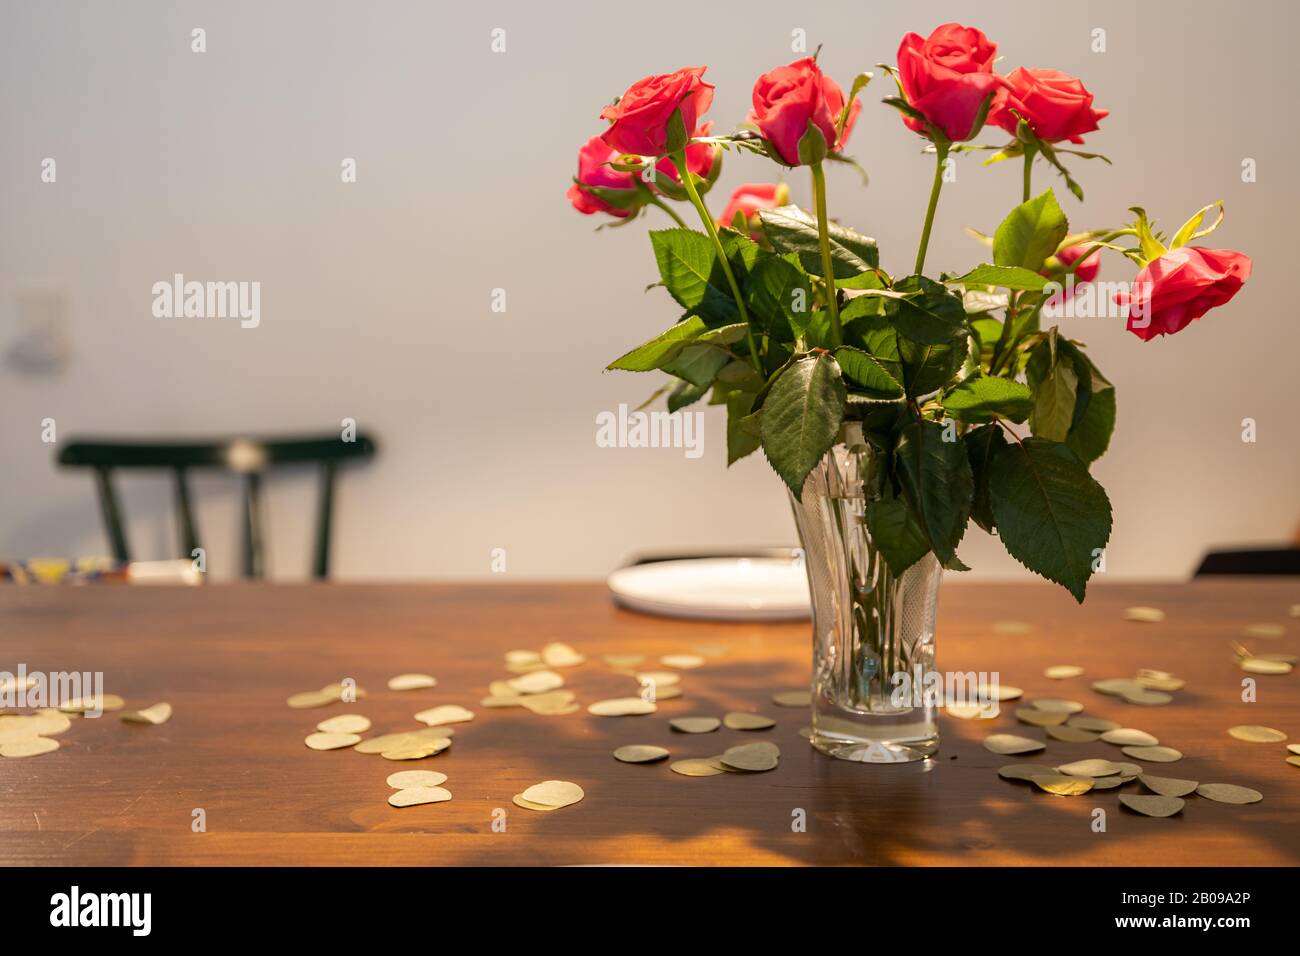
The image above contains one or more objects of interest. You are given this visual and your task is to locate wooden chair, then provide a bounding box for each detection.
[57,434,376,579]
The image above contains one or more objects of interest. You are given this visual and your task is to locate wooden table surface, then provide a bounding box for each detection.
[1,580,1297,866]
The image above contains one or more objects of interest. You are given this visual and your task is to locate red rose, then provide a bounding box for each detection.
[1058,244,1101,285]
[566,136,640,219]
[750,57,860,166]
[991,68,1108,144]
[1117,247,1252,341]
[718,182,790,237]
[654,122,716,184]
[1044,243,1101,309]
[896,23,1005,142]
[599,66,714,157]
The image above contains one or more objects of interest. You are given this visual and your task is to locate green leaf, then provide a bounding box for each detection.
[895,418,973,566]
[726,390,761,464]
[832,346,904,399]
[758,205,879,284]
[889,277,969,345]
[942,375,1033,424]
[667,379,709,412]
[865,495,932,576]
[715,358,765,393]
[747,254,813,341]
[1062,349,1115,464]
[898,334,968,398]
[987,438,1111,602]
[993,190,1068,273]
[650,229,738,326]
[661,343,730,388]
[871,278,969,397]
[760,353,847,497]
[608,316,707,372]
[947,264,1050,292]
[964,424,1006,533]
[1026,332,1078,441]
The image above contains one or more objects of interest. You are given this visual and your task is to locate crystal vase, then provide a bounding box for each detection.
[789,423,943,763]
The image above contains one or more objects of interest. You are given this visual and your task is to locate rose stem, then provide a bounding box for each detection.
[645,194,688,228]
[810,161,842,348]
[671,151,762,374]
[913,140,949,275]
[1022,143,1036,203]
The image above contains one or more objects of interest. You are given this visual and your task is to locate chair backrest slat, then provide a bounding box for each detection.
[58,434,376,579]
[93,466,130,563]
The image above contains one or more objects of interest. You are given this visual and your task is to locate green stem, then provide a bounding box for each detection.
[1022,144,1037,203]
[671,151,761,373]
[646,194,688,228]
[810,162,842,348]
[913,141,949,276]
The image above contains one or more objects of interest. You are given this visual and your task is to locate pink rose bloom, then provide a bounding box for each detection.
[1116,247,1252,340]
[567,135,639,218]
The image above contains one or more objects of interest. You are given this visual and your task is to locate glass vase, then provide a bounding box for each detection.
[789,423,943,763]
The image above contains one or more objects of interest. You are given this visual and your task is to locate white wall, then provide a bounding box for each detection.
[1,0,1296,580]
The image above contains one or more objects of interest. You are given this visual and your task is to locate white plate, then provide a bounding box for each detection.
[607,557,811,621]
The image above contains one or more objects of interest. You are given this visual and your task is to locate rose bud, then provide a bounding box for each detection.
[896,23,1005,142]
[991,67,1108,144]
[718,182,791,238]
[654,122,718,186]
[566,135,643,219]
[599,66,714,158]
[750,57,861,166]
[1116,247,1252,341]
[1043,243,1101,309]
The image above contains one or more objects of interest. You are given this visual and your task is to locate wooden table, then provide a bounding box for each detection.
[1,580,1296,866]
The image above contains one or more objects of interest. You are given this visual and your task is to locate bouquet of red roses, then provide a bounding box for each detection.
[570,23,1251,602]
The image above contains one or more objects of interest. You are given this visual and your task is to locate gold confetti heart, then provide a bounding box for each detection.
[719,742,780,772]
[1195,783,1262,805]
[0,737,58,758]
[1045,665,1085,680]
[541,643,586,667]
[1030,773,1094,796]
[1067,715,1121,733]
[507,671,564,695]
[724,712,776,731]
[669,717,720,734]
[1121,745,1182,763]
[588,697,656,717]
[1227,725,1287,743]
[120,702,172,726]
[388,786,452,808]
[386,770,447,789]
[521,780,584,809]
[660,654,704,670]
[772,690,811,708]
[670,758,725,777]
[413,705,475,727]
[387,674,437,691]
[1124,607,1165,623]
[983,734,1045,755]
[1100,728,1158,747]
[1056,758,1122,777]
[997,764,1055,782]
[1015,708,1069,727]
[1119,794,1184,817]
[1138,774,1198,797]
[613,745,670,763]
[316,714,370,735]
